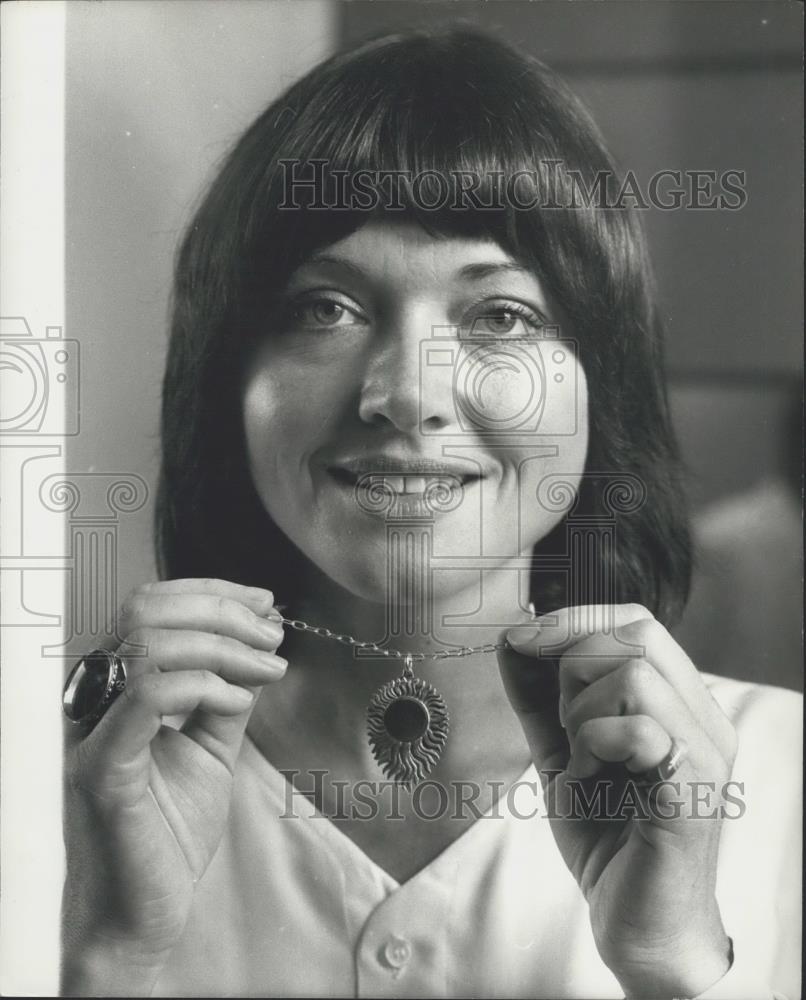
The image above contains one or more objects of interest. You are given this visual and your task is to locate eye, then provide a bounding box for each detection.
[287,292,367,331]
[464,300,547,338]
[474,309,522,335]
[309,299,344,326]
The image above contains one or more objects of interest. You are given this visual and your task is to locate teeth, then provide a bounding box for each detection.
[385,476,405,494]
[360,474,465,495]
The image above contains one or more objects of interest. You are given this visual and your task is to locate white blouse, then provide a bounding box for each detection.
[153,674,801,998]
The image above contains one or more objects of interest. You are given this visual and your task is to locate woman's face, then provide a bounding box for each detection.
[242,220,588,602]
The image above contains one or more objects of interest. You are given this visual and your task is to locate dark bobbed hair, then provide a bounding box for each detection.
[156,27,692,626]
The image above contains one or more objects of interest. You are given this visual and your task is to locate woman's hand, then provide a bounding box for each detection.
[500,604,737,998]
[61,578,286,996]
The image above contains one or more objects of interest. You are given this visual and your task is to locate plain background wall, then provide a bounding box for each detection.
[65,0,336,598]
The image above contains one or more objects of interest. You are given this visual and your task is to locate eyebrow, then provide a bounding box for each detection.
[296,254,532,282]
[295,253,365,279]
[456,262,532,281]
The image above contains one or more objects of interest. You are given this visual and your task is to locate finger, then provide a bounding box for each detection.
[141,578,279,618]
[506,604,654,660]
[118,592,285,654]
[81,670,256,772]
[563,659,722,773]
[559,618,697,695]
[116,628,287,685]
[557,625,677,708]
[557,618,736,763]
[570,714,675,778]
[180,686,261,763]
[568,716,730,835]
[497,643,568,771]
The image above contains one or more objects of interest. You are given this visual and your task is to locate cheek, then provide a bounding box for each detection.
[241,367,311,510]
[456,339,586,441]
[242,347,329,447]
[537,342,587,442]
[509,361,589,540]
[241,355,354,494]
[539,358,589,483]
[557,359,589,468]
[242,373,282,466]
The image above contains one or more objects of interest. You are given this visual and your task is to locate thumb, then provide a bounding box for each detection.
[496,638,568,773]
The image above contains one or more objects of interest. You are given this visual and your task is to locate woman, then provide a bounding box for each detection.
[61,28,800,997]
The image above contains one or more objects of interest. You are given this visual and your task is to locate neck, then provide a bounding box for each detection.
[283,551,535,653]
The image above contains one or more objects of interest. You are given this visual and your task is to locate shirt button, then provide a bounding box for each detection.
[383,935,412,970]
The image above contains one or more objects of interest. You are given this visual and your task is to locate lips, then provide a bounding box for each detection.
[328,455,484,493]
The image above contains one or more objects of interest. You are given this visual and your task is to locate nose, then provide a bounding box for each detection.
[357,310,455,433]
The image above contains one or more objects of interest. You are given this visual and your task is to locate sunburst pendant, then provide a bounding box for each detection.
[366,655,449,786]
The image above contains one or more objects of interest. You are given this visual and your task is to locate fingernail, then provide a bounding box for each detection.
[252,589,275,611]
[232,686,254,703]
[506,625,541,648]
[254,651,288,675]
[256,618,284,640]
[264,608,283,622]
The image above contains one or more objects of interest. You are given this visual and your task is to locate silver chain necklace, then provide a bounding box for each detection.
[278,614,530,787]
[279,616,510,660]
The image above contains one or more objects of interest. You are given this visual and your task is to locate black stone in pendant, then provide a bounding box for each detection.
[384,697,430,743]
[367,669,449,786]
